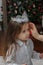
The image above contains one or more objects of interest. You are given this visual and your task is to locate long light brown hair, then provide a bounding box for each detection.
[4,20,29,57]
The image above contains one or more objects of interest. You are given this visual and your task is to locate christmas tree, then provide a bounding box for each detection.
[6,0,43,24]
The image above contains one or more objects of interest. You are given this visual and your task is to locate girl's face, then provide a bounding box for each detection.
[17,23,30,42]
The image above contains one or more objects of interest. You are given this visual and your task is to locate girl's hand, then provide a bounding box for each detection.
[40,53,43,59]
[29,22,39,39]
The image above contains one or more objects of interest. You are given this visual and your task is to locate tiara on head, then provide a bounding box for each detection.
[11,11,29,23]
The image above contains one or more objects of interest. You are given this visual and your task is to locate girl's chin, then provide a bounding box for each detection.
[25,38,29,41]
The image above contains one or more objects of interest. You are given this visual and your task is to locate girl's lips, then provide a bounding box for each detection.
[26,36,30,38]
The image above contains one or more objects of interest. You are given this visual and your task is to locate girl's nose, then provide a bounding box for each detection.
[27,31,30,35]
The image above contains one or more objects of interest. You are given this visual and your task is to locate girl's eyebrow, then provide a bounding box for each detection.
[22,29,25,31]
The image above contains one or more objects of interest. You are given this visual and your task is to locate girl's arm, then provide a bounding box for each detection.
[32,51,43,59]
[32,51,40,59]
[5,44,16,63]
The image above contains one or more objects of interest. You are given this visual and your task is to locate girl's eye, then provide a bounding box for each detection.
[22,30,25,33]
[27,28,30,31]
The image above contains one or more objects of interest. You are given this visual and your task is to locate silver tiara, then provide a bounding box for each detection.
[11,11,29,23]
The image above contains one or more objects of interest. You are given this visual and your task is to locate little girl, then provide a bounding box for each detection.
[5,12,43,65]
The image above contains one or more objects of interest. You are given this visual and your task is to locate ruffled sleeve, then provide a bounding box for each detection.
[5,43,16,63]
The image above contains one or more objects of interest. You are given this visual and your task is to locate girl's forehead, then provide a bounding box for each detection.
[22,23,29,30]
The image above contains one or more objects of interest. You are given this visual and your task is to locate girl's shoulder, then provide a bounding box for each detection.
[10,43,16,50]
[6,43,16,57]
[11,43,15,47]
